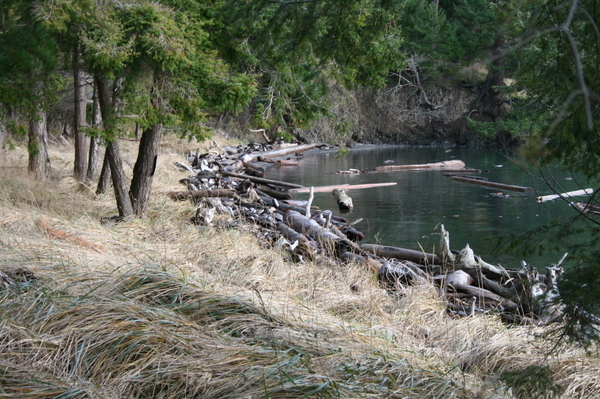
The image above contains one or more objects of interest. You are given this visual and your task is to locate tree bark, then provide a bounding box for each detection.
[95,74,133,218]
[130,123,163,218]
[480,31,506,118]
[28,109,50,181]
[87,83,101,182]
[106,140,134,218]
[73,51,89,182]
[96,147,111,194]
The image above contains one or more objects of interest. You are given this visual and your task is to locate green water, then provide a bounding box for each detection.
[264,145,595,269]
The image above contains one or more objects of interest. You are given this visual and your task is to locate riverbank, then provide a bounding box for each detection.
[0,136,598,398]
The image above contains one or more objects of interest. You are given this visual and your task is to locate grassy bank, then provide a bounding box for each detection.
[0,137,598,398]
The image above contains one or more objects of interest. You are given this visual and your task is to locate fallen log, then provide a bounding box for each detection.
[444,270,473,286]
[284,210,348,255]
[449,283,519,312]
[340,226,365,242]
[449,175,534,193]
[289,182,397,194]
[243,163,266,178]
[254,187,293,200]
[361,244,442,266]
[536,188,593,202]
[340,252,382,272]
[376,159,465,172]
[332,189,353,213]
[276,222,316,261]
[245,143,321,161]
[220,171,303,189]
[168,189,237,201]
[377,260,431,288]
[454,244,532,312]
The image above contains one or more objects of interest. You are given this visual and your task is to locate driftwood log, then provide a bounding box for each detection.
[361,244,441,266]
[536,188,593,202]
[449,175,534,193]
[376,159,466,172]
[288,182,397,194]
[331,189,353,213]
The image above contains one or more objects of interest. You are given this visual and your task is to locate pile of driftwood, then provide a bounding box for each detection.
[168,142,566,325]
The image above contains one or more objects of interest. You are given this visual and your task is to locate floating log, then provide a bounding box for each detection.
[289,182,397,194]
[442,168,481,174]
[572,202,600,215]
[276,159,300,166]
[168,189,237,201]
[536,188,593,202]
[450,175,534,193]
[337,169,362,174]
[361,244,441,266]
[221,171,303,189]
[376,159,465,172]
[246,143,321,161]
[332,189,353,213]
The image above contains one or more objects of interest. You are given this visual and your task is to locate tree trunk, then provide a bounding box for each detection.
[87,82,101,182]
[130,123,163,217]
[28,109,50,181]
[106,140,133,218]
[0,121,6,154]
[73,51,89,182]
[96,147,111,194]
[480,32,506,118]
[95,74,133,218]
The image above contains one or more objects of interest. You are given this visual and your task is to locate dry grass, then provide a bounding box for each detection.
[0,136,599,398]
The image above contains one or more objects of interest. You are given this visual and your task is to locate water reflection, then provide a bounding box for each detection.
[265,145,590,268]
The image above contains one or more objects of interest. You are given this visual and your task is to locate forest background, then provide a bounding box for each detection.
[0,0,599,397]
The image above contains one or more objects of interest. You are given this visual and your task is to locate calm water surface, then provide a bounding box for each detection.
[265,145,589,268]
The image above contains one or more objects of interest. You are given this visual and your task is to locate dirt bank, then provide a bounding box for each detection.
[214,81,481,146]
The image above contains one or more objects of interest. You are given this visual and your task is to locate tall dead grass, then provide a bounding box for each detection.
[0,137,598,398]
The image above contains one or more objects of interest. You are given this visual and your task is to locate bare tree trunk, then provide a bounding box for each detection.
[107,140,133,218]
[480,32,506,118]
[0,120,6,151]
[95,74,133,218]
[28,109,50,181]
[73,51,89,182]
[87,84,101,182]
[130,123,163,218]
[96,148,111,194]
